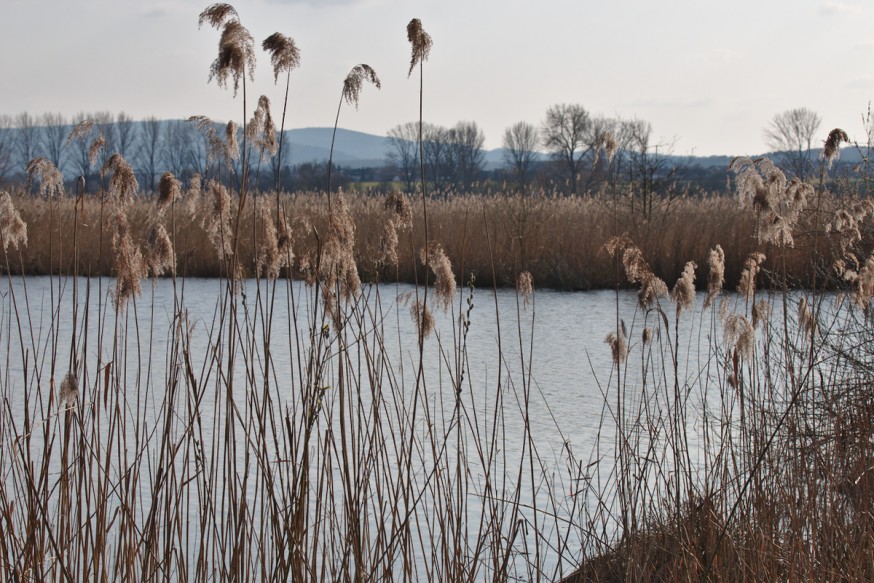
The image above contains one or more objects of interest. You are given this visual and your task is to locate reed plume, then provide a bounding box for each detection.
[703,245,725,309]
[144,224,176,279]
[59,372,78,408]
[517,271,534,306]
[262,31,300,191]
[87,135,105,166]
[66,119,95,144]
[410,299,435,341]
[378,190,413,267]
[605,330,628,364]
[25,157,65,198]
[420,241,456,311]
[187,116,225,166]
[723,313,756,360]
[225,120,240,162]
[822,128,849,166]
[257,205,286,279]
[0,192,27,252]
[321,193,360,301]
[605,236,668,309]
[671,261,697,315]
[157,172,181,212]
[737,251,766,300]
[110,205,145,308]
[101,154,139,203]
[328,65,381,194]
[203,179,233,260]
[248,96,277,160]
[406,18,432,77]
[798,296,818,339]
[199,4,254,96]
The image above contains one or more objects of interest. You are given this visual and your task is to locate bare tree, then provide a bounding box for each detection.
[503,121,540,192]
[387,122,420,192]
[137,116,163,191]
[41,113,68,171]
[15,112,41,176]
[115,112,138,160]
[542,103,592,195]
[0,115,15,184]
[764,107,822,179]
[423,124,452,192]
[448,120,485,191]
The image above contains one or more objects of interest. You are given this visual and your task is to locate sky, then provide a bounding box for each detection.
[2,0,873,157]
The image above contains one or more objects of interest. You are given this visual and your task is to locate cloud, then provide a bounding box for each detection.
[819,1,863,15]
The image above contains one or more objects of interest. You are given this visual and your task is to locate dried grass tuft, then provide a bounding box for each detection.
[737,252,766,300]
[704,245,725,309]
[420,241,456,311]
[517,271,534,306]
[144,224,175,279]
[406,18,432,77]
[822,128,849,166]
[671,261,697,315]
[342,64,381,109]
[25,157,65,198]
[59,372,78,407]
[101,154,138,203]
[0,192,27,251]
[157,172,181,212]
[262,32,301,82]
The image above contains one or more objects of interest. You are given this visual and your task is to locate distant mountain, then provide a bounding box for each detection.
[283,127,390,167]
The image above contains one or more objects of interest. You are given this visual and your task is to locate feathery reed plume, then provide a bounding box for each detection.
[184,174,203,217]
[321,193,360,300]
[752,300,772,329]
[723,313,756,360]
[822,128,849,166]
[342,64,381,108]
[187,116,225,166]
[203,179,233,260]
[206,17,255,96]
[672,261,697,315]
[605,236,668,309]
[328,65,381,194]
[87,135,105,165]
[59,372,78,408]
[257,205,286,279]
[144,224,175,279]
[198,3,238,29]
[25,157,65,198]
[262,32,300,82]
[406,18,432,77]
[248,96,277,159]
[642,327,654,346]
[378,190,413,266]
[517,271,534,306]
[798,296,818,338]
[101,154,138,203]
[262,31,300,190]
[410,299,435,341]
[853,253,874,309]
[156,172,181,212]
[66,119,95,144]
[0,192,27,251]
[420,242,456,311]
[110,205,145,309]
[737,251,766,300]
[225,120,240,162]
[605,330,628,365]
[704,245,725,309]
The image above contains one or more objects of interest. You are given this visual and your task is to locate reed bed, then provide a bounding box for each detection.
[7,188,871,292]
[2,3,874,581]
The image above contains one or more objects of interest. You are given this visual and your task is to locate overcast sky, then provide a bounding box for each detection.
[2,0,873,156]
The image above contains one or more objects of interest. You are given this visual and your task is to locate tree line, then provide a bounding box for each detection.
[0,105,827,198]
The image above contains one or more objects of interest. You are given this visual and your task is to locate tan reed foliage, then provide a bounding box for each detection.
[704,245,725,309]
[202,179,233,261]
[187,116,225,165]
[225,120,240,162]
[88,135,105,165]
[262,32,300,82]
[110,204,145,308]
[144,224,175,279]
[157,172,181,212]
[25,157,65,198]
[517,270,533,305]
[798,296,818,338]
[671,261,697,315]
[342,64,381,108]
[822,128,850,166]
[406,18,432,76]
[605,329,628,365]
[66,119,95,144]
[101,153,139,203]
[248,95,276,158]
[420,241,456,310]
[737,251,766,300]
[722,313,756,360]
[606,235,669,309]
[59,371,78,407]
[0,192,28,252]
[199,3,253,96]
[409,298,435,341]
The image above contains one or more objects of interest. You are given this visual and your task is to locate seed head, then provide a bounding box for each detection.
[822,128,849,167]
[342,64,381,109]
[262,32,301,82]
[157,171,181,212]
[25,157,65,198]
[406,18,433,77]
[0,192,27,251]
